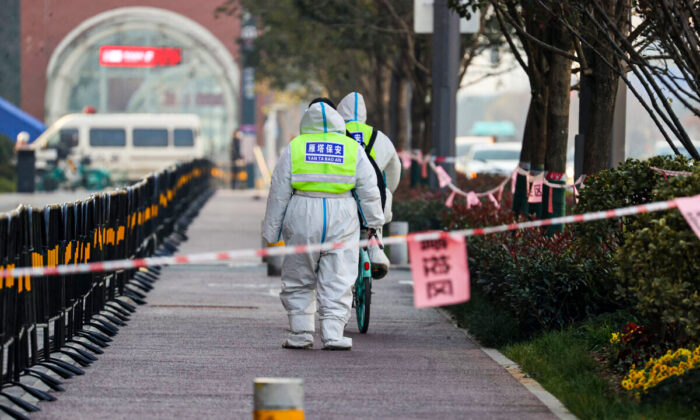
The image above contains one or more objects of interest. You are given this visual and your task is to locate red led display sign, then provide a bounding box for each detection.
[99,46,182,67]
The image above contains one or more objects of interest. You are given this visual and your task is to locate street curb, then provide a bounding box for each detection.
[436,308,578,420]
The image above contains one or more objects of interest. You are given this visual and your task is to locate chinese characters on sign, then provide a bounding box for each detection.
[305,142,344,164]
[676,194,700,240]
[528,178,543,204]
[407,234,470,308]
[99,46,182,67]
[350,132,364,144]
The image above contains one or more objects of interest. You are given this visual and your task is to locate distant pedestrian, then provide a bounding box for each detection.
[14,131,30,153]
[230,130,244,189]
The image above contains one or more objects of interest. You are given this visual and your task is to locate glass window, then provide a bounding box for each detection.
[174,129,194,147]
[133,129,168,147]
[59,129,79,147]
[90,128,126,147]
[472,149,521,161]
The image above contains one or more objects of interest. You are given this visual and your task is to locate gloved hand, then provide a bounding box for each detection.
[367,228,384,250]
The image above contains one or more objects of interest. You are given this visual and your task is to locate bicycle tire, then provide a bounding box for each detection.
[358,275,371,333]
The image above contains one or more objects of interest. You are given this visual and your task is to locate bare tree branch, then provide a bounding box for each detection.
[491,1,529,74]
[490,0,580,62]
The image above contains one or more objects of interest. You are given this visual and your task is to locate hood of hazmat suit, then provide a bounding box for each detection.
[262,102,384,349]
[338,92,402,224]
[337,92,401,195]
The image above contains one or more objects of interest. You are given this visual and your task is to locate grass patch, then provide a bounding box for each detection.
[502,315,699,420]
[447,297,699,419]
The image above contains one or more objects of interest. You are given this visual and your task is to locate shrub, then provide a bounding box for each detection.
[391,190,447,231]
[574,155,696,252]
[446,286,524,347]
[468,230,615,334]
[615,171,700,343]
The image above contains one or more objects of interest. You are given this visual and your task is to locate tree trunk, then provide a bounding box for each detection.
[582,1,623,175]
[389,67,400,144]
[513,98,534,216]
[409,79,431,186]
[543,26,572,233]
[528,79,548,218]
[522,7,549,218]
[582,49,618,175]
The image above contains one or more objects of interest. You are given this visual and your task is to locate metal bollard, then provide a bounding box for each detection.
[253,377,304,420]
[389,221,409,265]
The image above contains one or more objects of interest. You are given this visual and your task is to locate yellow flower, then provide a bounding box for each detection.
[621,343,700,393]
[610,332,620,344]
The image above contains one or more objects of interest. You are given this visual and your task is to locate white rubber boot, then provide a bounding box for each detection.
[282,314,314,349]
[282,332,314,349]
[321,319,352,350]
[367,226,389,279]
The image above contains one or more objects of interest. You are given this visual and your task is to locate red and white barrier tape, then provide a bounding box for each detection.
[514,166,585,190]
[649,166,693,178]
[0,198,684,279]
[399,150,584,196]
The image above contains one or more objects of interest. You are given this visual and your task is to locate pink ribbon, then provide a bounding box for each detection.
[399,151,412,170]
[445,190,457,208]
[488,193,500,209]
[466,191,481,209]
[421,160,429,179]
[511,170,518,194]
[434,165,452,188]
[496,181,505,203]
[573,184,579,204]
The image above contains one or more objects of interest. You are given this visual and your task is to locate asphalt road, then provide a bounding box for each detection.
[32,189,557,419]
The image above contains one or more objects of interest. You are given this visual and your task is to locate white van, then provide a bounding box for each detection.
[33,113,204,180]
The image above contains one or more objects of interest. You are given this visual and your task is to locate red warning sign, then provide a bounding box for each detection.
[407,233,470,308]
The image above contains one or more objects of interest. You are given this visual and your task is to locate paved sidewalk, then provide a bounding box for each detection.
[34,190,556,419]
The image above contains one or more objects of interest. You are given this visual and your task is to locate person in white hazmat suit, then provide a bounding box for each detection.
[262,102,384,350]
[337,92,401,279]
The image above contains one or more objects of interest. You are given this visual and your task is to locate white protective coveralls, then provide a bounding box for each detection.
[262,103,384,349]
[337,92,401,272]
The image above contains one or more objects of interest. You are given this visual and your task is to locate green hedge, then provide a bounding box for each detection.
[615,171,700,343]
[574,155,695,251]
[394,155,699,345]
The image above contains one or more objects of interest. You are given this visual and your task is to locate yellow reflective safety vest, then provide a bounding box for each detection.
[290,132,359,193]
[345,121,377,160]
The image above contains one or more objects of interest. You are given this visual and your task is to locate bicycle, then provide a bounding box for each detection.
[353,246,372,333]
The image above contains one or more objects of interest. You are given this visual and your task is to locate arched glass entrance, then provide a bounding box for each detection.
[45,7,240,157]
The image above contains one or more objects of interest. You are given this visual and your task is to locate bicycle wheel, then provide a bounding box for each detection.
[355,250,372,333]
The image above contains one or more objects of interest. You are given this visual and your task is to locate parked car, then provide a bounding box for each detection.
[459,142,521,177]
[455,136,494,173]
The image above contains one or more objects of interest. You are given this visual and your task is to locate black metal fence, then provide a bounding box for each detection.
[0,159,213,419]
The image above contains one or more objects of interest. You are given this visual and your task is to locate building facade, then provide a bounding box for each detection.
[17,0,243,155]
